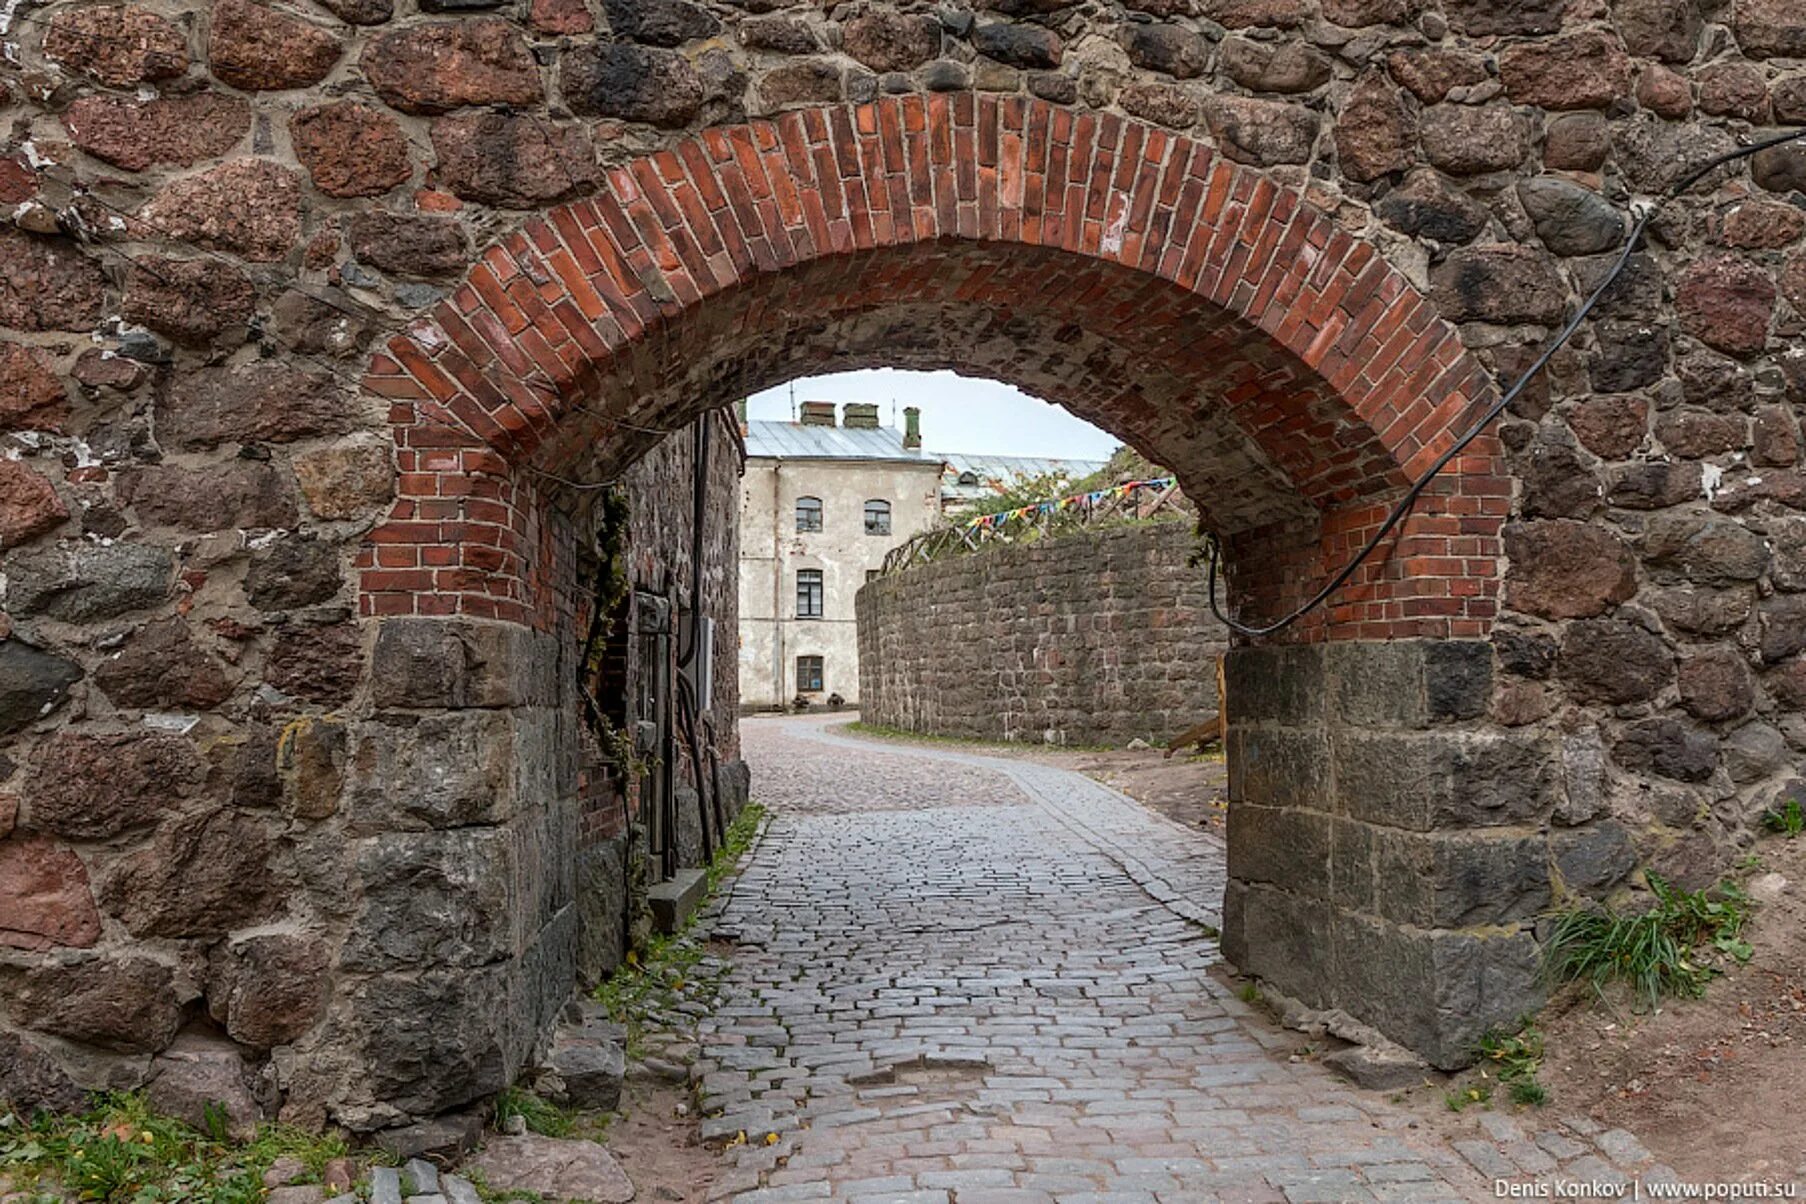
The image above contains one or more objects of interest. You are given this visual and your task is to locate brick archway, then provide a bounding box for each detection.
[359,94,1504,644]
[350,95,1539,1080]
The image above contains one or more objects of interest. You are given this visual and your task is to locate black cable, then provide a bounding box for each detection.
[1204,124,1806,638]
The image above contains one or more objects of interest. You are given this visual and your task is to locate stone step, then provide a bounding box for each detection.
[649,867,708,933]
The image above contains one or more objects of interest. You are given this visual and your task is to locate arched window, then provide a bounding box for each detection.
[864,499,892,536]
[795,496,822,532]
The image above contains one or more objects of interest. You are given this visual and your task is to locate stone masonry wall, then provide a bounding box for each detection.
[0,0,1804,1127]
[858,520,1228,745]
[572,410,747,984]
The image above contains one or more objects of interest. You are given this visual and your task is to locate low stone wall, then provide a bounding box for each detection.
[856,521,1226,747]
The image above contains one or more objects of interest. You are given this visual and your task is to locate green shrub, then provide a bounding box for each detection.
[1543,874,1752,1007]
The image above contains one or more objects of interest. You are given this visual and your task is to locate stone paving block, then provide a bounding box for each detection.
[1597,1127,1654,1165]
[1503,1139,1559,1175]
[1452,1139,1519,1181]
[1535,1130,1587,1160]
[1561,1155,1630,1187]
[917,1168,1019,1189]
[728,1185,833,1203]
[369,1167,402,1204]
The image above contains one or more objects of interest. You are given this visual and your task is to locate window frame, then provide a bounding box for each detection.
[794,495,823,533]
[863,498,892,536]
[796,655,824,693]
[795,568,824,619]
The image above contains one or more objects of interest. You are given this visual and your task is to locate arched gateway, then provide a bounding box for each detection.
[6,0,1802,1134]
[348,95,1521,1122]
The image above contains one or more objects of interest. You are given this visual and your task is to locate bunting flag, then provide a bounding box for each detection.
[957,476,1177,534]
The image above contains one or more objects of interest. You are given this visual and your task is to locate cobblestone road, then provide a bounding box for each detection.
[696,716,1672,1204]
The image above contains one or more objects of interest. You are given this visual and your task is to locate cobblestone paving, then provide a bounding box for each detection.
[697,716,1673,1203]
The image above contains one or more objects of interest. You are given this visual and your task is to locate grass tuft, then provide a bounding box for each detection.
[1444,1084,1492,1113]
[0,1093,348,1203]
[593,803,765,1056]
[1477,1023,1549,1109]
[1543,873,1753,1008]
[492,1088,574,1138]
[1762,796,1805,839]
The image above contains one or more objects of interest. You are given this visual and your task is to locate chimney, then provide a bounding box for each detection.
[734,398,749,436]
[843,402,880,429]
[799,400,836,427]
[903,406,922,450]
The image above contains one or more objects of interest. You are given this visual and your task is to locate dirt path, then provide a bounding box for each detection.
[1525,837,1806,1185]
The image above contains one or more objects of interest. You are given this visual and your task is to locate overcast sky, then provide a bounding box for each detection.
[746,369,1119,461]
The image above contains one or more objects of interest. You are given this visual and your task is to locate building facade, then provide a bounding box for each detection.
[739,403,944,710]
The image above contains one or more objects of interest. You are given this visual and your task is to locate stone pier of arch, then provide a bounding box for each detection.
[0,0,1802,1134]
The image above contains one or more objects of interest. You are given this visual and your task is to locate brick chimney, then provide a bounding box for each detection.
[903,406,922,450]
[799,400,836,427]
[843,403,880,429]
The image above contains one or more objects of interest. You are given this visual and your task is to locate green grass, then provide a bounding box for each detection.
[1762,797,1805,838]
[1477,1024,1549,1108]
[492,1088,574,1139]
[0,1093,348,1203]
[593,803,765,1055]
[1543,873,1753,1009]
[1444,1084,1492,1113]
[1236,982,1262,1005]
[706,802,765,894]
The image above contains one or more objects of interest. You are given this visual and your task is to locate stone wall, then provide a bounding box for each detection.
[1221,640,1545,1068]
[0,404,743,1133]
[858,521,1228,746]
[0,0,1804,1125]
[573,412,746,985]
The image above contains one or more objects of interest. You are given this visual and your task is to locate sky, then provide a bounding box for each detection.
[746,369,1119,461]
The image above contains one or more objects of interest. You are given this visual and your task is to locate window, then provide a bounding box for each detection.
[795,496,822,532]
[796,656,824,692]
[864,499,892,536]
[866,569,881,583]
[796,569,823,618]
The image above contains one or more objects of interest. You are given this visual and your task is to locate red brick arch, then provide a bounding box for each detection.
[359,94,1505,641]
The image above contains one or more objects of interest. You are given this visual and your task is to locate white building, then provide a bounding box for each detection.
[738,402,943,710]
[737,400,1109,711]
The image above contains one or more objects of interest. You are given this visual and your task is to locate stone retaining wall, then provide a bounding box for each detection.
[857,521,1228,746]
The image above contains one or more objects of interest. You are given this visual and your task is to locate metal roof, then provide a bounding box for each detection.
[744,420,937,464]
[936,451,1108,484]
[746,420,1107,476]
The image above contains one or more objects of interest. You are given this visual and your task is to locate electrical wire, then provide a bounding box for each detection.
[1203,124,1806,638]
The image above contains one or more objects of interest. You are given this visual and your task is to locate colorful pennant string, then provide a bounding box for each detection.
[957,476,1177,533]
